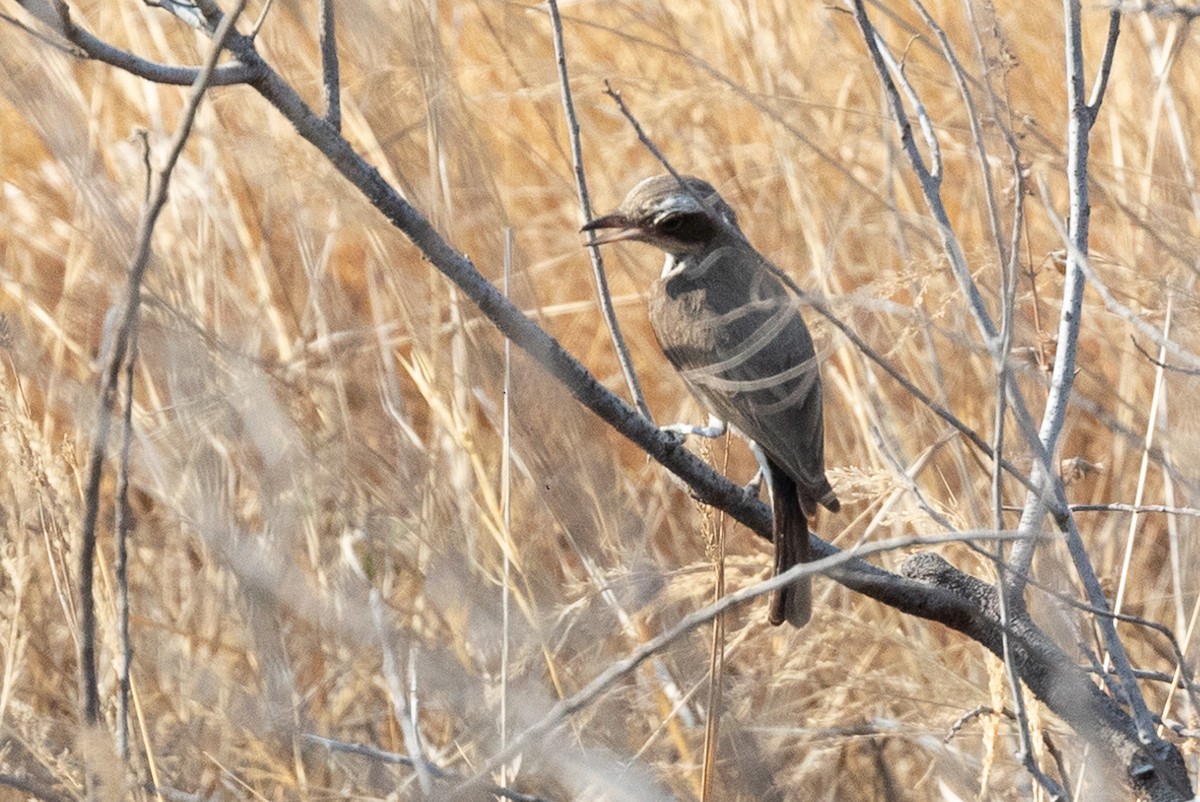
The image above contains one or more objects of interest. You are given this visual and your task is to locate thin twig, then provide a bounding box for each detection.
[1087,10,1122,126]
[1,10,85,56]
[318,0,340,131]
[907,0,1037,781]
[1131,335,1200,376]
[548,2,650,419]
[1023,0,1091,465]
[1059,502,1200,517]
[912,0,1008,273]
[248,0,273,38]
[460,528,1041,791]
[872,26,941,182]
[76,0,248,752]
[302,733,556,802]
[371,590,430,795]
[17,0,257,85]
[850,0,997,347]
[114,335,137,762]
[602,82,687,187]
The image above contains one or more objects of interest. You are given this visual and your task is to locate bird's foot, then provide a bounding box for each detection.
[660,415,727,442]
[744,469,764,498]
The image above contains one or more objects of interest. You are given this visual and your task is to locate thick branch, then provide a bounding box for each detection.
[902,554,1191,801]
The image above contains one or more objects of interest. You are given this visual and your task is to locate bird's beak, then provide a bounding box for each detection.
[581,213,644,246]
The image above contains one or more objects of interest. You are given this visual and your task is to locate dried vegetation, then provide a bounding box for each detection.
[0,1,1198,800]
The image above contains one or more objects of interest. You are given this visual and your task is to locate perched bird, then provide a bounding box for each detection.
[582,174,839,627]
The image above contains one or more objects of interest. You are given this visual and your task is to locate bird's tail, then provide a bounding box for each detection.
[766,461,811,628]
[799,481,840,518]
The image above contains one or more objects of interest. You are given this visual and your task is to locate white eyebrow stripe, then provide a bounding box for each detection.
[650,195,705,218]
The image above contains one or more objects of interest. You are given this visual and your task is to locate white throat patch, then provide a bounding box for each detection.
[661,253,686,279]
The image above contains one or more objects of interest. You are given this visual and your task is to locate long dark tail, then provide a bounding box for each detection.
[765,459,811,628]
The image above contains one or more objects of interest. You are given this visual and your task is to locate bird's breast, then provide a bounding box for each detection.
[648,272,723,366]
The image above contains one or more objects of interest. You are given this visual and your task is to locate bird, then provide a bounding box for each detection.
[582,174,839,627]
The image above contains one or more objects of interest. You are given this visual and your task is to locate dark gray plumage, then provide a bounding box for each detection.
[583,174,839,627]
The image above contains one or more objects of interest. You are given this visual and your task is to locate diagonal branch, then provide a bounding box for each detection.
[850,0,997,347]
[74,1,248,792]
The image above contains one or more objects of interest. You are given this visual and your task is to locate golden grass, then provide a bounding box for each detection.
[0,0,1198,799]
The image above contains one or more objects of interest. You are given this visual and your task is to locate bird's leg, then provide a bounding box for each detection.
[748,442,772,499]
[660,414,727,442]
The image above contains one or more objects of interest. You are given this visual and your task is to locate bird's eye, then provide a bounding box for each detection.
[654,212,716,244]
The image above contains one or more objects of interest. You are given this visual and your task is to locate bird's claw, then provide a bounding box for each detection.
[744,469,764,498]
[660,426,688,447]
[660,416,728,443]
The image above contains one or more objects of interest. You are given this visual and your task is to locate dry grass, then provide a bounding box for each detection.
[0,0,1198,799]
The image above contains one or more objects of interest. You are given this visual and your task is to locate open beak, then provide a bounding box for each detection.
[581,213,645,246]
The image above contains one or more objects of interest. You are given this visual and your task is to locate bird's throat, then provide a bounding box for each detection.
[661,253,684,279]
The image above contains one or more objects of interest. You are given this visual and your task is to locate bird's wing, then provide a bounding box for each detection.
[656,267,831,503]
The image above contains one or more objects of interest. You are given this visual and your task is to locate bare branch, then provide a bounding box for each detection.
[1087,10,1122,125]
[16,0,257,84]
[76,0,248,755]
[462,529,1042,792]
[873,27,942,182]
[114,336,136,762]
[1131,335,1200,376]
[1005,1,1162,754]
[319,0,340,131]
[302,734,555,802]
[548,3,650,420]
[850,0,998,347]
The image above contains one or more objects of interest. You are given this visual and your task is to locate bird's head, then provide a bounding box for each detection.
[581,175,741,257]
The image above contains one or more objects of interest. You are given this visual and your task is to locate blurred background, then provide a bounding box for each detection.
[1,0,1198,799]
